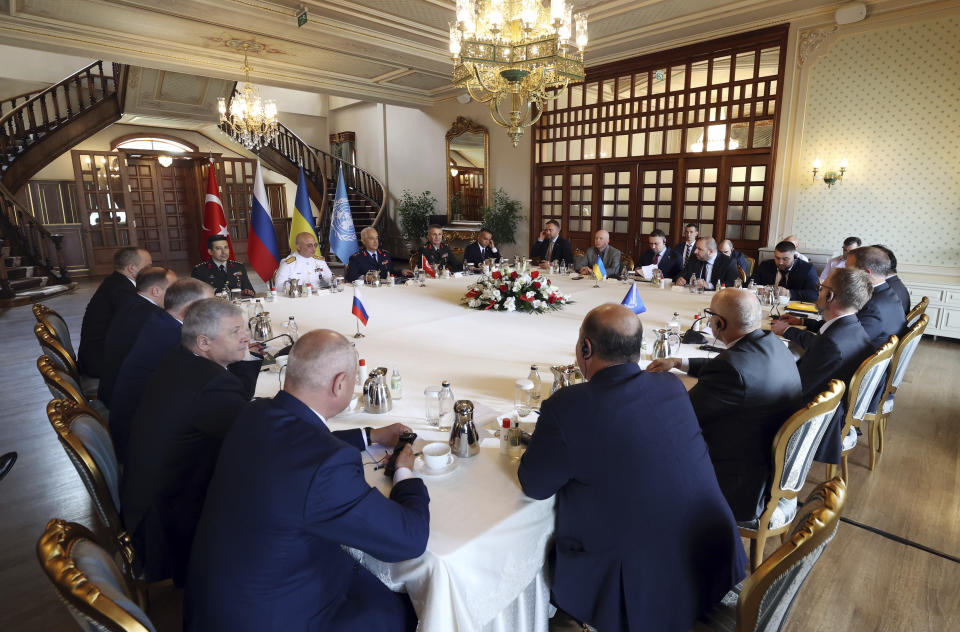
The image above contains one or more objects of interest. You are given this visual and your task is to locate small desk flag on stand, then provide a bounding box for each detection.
[592,257,606,282]
[621,282,647,314]
[421,254,436,278]
[352,287,369,326]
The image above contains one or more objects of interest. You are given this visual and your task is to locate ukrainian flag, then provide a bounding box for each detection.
[592,257,606,282]
[289,166,319,253]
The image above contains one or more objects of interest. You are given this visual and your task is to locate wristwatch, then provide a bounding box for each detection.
[364,426,373,446]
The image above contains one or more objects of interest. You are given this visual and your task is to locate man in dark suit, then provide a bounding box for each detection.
[418,224,461,272]
[676,237,739,290]
[672,223,699,269]
[191,234,254,295]
[519,305,745,631]
[462,227,503,267]
[637,229,683,279]
[576,228,622,277]
[346,227,411,282]
[748,240,819,301]
[649,289,803,521]
[186,330,429,632]
[529,219,574,268]
[875,244,910,314]
[109,279,213,466]
[78,247,152,377]
[773,267,874,464]
[719,239,749,276]
[121,299,262,585]
[97,266,175,407]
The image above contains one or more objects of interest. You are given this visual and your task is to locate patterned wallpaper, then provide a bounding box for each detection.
[793,17,960,268]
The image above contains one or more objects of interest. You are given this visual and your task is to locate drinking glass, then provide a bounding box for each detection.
[514,379,534,418]
[424,386,441,427]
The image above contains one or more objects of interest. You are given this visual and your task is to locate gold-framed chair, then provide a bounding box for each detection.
[46,398,134,572]
[743,256,756,278]
[621,255,635,275]
[906,296,928,328]
[738,380,845,572]
[33,303,77,362]
[37,355,109,419]
[737,266,748,283]
[37,518,153,632]
[409,252,420,271]
[869,314,929,468]
[695,477,846,632]
[34,323,98,398]
[830,336,898,481]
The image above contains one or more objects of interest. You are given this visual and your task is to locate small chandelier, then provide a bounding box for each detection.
[450,0,587,147]
[217,42,279,150]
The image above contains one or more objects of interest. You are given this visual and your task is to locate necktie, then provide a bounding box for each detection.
[545,239,554,263]
[653,252,660,265]
[684,244,692,265]
[219,264,226,274]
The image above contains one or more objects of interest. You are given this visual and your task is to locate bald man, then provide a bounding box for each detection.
[782,234,810,262]
[648,289,802,522]
[576,229,622,277]
[519,305,746,631]
[274,231,332,289]
[186,330,429,632]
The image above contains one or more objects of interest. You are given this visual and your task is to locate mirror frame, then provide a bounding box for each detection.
[445,116,490,222]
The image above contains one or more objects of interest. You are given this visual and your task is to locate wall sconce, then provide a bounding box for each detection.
[157,155,173,168]
[811,157,848,188]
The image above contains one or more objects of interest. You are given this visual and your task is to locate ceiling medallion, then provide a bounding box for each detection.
[217,41,278,150]
[450,0,587,147]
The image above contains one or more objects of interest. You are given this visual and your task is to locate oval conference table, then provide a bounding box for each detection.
[253,274,722,632]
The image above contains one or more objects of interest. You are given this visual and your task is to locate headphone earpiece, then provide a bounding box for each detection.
[581,341,590,357]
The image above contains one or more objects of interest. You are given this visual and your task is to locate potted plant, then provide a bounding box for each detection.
[397,190,437,248]
[480,188,525,247]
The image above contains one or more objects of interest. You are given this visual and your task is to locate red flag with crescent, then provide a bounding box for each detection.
[200,160,235,261]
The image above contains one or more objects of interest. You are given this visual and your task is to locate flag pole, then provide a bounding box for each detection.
[353,318,365,339]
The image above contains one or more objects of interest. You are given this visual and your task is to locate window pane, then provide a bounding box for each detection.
[600,136,613,158]
[727,205,743,221]
[758,47,780,77]
[745,225,761,240]
[752,121,773,148]
[751,165,767,181]
[735,52,755,81]
[686,187,700,201]
[555,140,567,161]
[631,132,645,157]
[670,65,686,91]
[748,186,764,202]
[602,79,615,102]
[557,88,568,110]
[703,168,718,184]
[690,59,709,89]
[642,188,655,202]
[603,171,615,185]
[652,69,666,94]
[666,128,681,154]
[729,186,745,202]
[569,139,582,161]
[585,83,598,105]
[583,137,596,159]
[570,84,583,108]
[642,220,654,234]
[725,224,742,239]
[702,188,715,202]
[648,130,663,155]
[662,170,673,184]
[619,170,630,185]
[571,173,581,186]
[615,134,629,157]
[616,204,629,218]
[731,166,747,182]
[542,143,553,162]
[687,168,701,183]
[618,76,632,100]
[701,206,714,220]
[659,187,672,201]
[603,219,614,232]
[712,56,731,84]
[644,171,657,185]
[603,188,615,201]
[684,205,698,219]
[747,206,762,222]
[701,222,714,237]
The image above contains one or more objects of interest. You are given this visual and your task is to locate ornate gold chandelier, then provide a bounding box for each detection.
[217,42,279,151]
[450,0,587,147]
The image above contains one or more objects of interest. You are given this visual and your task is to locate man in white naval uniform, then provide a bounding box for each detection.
[275,231,333,289]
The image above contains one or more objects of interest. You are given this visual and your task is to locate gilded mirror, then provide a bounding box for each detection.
[445,117,489,222]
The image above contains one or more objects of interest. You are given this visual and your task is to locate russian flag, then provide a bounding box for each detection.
[248,162,280,282]
[352,287,369,326]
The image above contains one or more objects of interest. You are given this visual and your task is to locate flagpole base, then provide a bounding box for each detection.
[353,332,365,338]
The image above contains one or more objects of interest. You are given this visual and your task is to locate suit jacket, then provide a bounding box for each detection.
[638,248,684,280]
[673,241,698,269]
[749,258,819,302]
[730,249,749,276]
[886,274,911,315]
[530,235,575,266]
[462,241,502,266]
[185,391,429,632]
[687,329,803,521]
[190,259,254,293]
[418,242,461,271]
[804,282,906,349]
[576,245,622,277]
[519,364,745,631]
[678,253,739,289]
[78,272,137,377]
[786,314,873,464]
[120,345,261,585]
[97,295,163,407]
[345,248,396,282]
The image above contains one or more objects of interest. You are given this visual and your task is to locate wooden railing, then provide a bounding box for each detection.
[1,88,48,118]
[0,180,67,285]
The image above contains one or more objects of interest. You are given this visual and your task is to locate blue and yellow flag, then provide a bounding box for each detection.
[592,257,606,282]
[289,166,319,252]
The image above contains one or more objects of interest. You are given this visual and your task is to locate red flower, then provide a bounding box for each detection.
[484,300,496,310]
[532,281,541,289]
[548,295,557,303]
[465,289,480,298]
[546,279,552,285]
[520,295,535,303]
[530,270,539,279]
[492,270,502,279]
[510,271,518,280]
[499,284,508,292]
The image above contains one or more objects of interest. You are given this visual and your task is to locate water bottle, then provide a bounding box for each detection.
[438,380,455,431]
[668,312,681,337]
[390,368,403,399]
[527,365,542,406]
[285,316,300,342]
[357,359,368,387]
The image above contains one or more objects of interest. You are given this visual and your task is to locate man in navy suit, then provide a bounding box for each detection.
[186,330,429,632]
[748,241,819,301]
[676,237,739,290]
[463,227,503,267]
[649,289,802,521]
[78,247,152,377]
[530,219,575,268]
[109,279,212,466]
[875,244,910,314]
[773,267,875,464]
[719,239,749,276]
[672,223,699,269]
[346,227,412,282]
[97,266,175,407]
[519,304,746,631]
[636,229,683,279]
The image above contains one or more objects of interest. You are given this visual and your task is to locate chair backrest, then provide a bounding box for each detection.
[744,255,756,278]
[35,322,81,378]
[37,519,155,632]
[738,266,748,283]
[885,314,929,398]
[38,355,88,406]
[34,303,76,361]
[906,296,928,328]
[621,255,635,273]
[775,380,846,493]
[847,336,897,424]
[736,477,846,632]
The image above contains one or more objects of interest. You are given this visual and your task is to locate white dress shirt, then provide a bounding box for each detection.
[308,406,413,483]
[819,255,846,282]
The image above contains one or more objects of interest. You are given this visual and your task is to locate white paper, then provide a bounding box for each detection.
[640,264,657,281]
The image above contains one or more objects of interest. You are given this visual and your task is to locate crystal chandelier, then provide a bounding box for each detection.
[217,43,279,151]
[450,0,587,147]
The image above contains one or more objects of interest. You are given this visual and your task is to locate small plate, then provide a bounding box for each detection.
[413,455,459,477]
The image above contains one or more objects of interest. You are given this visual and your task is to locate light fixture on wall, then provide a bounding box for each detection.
[157,155,173,168]
[450,0,587,147]
[811,157,848,188]
[217,41,279,150]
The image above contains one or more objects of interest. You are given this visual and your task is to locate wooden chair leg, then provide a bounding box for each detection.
[749,537,763,573]
[868,420,877,471]
[841,454,849,482]
[825,463,837,480]
[878,413,887,454]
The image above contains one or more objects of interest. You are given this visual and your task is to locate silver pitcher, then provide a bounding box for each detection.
[362,367,392,414]
[652,328,681,360]
[550,364,584,395]
[364,270,381,287]
[248,312,273,341]
[284,279,303,298]
[448,399,479,458]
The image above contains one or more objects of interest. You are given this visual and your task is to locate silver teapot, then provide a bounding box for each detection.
[550,364,584,395]
[248,312,273,341]
[652,328,681,360]
[364,270,381,287]
[448,399,479,458]
[284,279,303,298]
[362,367,392,414]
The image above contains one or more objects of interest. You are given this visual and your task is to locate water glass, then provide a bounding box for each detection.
[424,386,441,427]
[514,379,534,418]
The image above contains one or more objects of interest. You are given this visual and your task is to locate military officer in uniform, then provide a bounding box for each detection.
[192,235,254,296]
[275,231,333,289]
[418,224,461,272]
[346,227,411,282]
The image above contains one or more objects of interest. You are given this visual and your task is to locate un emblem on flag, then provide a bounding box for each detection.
[332,200,356,242]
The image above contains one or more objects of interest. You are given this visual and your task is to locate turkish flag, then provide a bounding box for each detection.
[421,254,436,278]
[200,160,235,261]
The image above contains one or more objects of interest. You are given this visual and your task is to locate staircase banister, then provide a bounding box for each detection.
[313,146,386,229]
[1,88,49,110]
[0,60,112,130]
[0,180,56,241]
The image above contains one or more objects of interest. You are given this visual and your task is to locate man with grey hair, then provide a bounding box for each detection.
[675,236,739,290]
[648,289,802,521]
[122,298,262,586]
[345,226,410,281]
[718,239,748,275]
[274,231,332,289]
[577,229,622,277]
[187,330,428,631]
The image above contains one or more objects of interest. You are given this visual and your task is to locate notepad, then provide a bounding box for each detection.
[786,302,819,313]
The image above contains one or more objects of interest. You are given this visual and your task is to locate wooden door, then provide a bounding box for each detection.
[635,162,678,253]
[597,164,635,260]
[565,165,597,254]
[126,157,198,270]
[72,150,135,276]
[723,155,771,253]
[679,157,722,243]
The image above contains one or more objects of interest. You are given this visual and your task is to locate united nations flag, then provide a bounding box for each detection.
[329,164,359,264]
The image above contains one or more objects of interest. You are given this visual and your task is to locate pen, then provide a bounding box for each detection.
[373,452,421,470]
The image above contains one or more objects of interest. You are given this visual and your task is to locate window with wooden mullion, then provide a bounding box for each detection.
[537,169,564,229]
[681,160,720,242]
[724,158,769,246]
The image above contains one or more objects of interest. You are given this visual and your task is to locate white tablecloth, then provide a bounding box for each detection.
[253,275,718,632]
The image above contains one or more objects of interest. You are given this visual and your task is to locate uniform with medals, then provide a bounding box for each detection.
[345,248,395,282]
[418,242,461,272]
[274,252,333,289]
[191,259,254,294]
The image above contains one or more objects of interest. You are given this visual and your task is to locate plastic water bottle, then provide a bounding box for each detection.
[438,380,455,431]
[390,368,403,399]
[668,312,681,337]
[527,365,542,407]
[285,316,300,342]
[357,359,367,387]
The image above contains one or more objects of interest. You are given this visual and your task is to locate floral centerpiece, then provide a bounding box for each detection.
[462,268,571,313]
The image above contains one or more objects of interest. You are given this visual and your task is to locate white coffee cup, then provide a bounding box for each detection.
[422,442,453,470]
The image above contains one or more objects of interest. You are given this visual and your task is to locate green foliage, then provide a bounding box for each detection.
[480,189,525,246]
[397,190,437,246]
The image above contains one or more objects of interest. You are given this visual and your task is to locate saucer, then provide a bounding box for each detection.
[413,456,458,477]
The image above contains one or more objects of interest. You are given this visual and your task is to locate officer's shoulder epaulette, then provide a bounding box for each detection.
[313,253,324,260]
[192,260,207,268]
[284,255,296,264]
